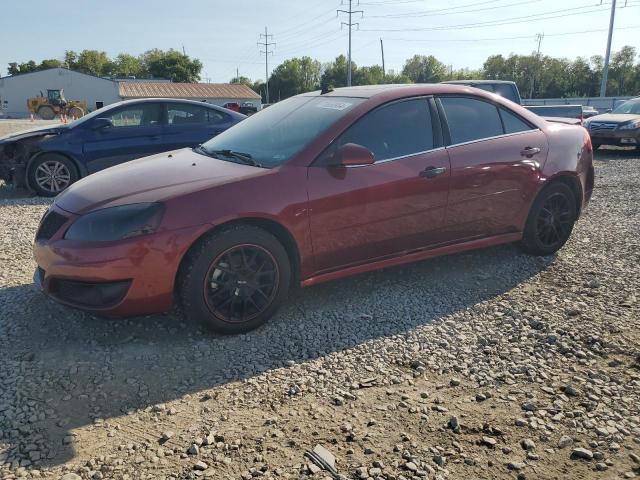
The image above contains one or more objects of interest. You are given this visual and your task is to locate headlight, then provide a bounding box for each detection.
[64,203,164,242]
[619,120,640,130]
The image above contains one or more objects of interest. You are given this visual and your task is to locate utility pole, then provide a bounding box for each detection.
[529,33,544,99]
[338,0,363,87]
[258,27,275,104]
[380,38,385,79]
[600,0,616,97]
[182,44,186,56]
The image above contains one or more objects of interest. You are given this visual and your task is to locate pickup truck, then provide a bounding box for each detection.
[524,105,584,125]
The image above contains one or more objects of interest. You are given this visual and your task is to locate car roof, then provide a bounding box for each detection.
[303,83,504,100]
[442,80,517,85]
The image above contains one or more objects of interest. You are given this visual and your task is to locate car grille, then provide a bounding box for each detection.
[36,210,68,241]
[589,122,617,131]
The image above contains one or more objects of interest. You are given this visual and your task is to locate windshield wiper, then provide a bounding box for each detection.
[210,149,262,167]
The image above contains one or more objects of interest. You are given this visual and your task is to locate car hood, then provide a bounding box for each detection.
[0,124,67,143]
[586,113,639,124]
[55,148,266,214]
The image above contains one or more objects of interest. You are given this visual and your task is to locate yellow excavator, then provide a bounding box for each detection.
[27,89,87,120]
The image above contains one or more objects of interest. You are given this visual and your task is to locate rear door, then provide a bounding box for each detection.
[436,95,547,241]
[307,97,451,273]
[81,102,164,173]
[162,103,234,151]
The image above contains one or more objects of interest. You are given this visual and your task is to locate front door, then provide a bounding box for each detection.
[82,102,164,173]
[307,97,451,274]
[437,96,548,240]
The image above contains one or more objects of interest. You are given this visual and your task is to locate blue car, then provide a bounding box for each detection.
[0,98,246,196]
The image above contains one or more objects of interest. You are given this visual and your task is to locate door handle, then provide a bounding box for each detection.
[420,166,447,178]
[520,147,541,157]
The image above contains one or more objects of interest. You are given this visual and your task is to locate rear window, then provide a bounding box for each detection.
[440,97,503,144]
[526,105,582,119]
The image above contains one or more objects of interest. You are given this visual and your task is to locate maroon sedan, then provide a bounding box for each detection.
[33,84,594,333]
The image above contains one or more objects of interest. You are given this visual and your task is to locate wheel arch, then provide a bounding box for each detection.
[175,217,302,293]
[544,173,584,217]
[25,151,84,191]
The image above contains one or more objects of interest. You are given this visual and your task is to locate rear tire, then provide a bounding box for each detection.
[520,183,577,256]
[178,225,291,334]
[28,154,78,197]
[37,106,55,120]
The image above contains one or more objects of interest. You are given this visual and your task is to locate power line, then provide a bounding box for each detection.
[258,27,275,104]
[368,0,539,19]
[338,0,364,86]
[360,3,638,32]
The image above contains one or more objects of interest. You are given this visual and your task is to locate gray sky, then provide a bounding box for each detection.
[2,0,639,82]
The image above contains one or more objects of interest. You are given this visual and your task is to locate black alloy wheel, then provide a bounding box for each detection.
[203,244,279,323]
[178,225,291,334]
[521,183,577,256]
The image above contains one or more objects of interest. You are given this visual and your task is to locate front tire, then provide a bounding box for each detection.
[28,154,79,197]
[520,183,577,256]
[178,225,291,334]
[37,105,55,120]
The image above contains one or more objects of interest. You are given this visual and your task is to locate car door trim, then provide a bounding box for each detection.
[445,129,541,149]
[344,147,446,168]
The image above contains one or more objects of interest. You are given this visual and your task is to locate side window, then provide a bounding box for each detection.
[108,104,162,128]
[440,97,503,144]
[168,104,227,125]
[206,110,230,124]
[493,84,519,103]
[500,108,534,134]
[336,99,434,162]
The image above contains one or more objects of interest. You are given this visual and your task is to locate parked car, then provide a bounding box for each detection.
[222,102,241,112]
[584,97,640,149]
[33,84,593,334]
[582,105,600,119]
[239,102,258,116]
[0,99,246,196]
[441,80,522,104]
[524,105,584,125]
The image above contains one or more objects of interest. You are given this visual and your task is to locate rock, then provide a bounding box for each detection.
[450,377,461,387]
[449,416,461,433]
[476,393,487,402]
[405,461,418,471]
[564,385,580,397]
[187,444,199,455]
[482,436,497,447]
[558,435,573,449]
[194,461,208,471]
[571,448,593,460]
[160,431,174,442]
[60,475,82,480]
[521,438,536,451]
[508,462,526,471]
[595,463,608,471]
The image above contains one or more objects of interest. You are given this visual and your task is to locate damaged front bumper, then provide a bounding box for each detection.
[0,143,28,187]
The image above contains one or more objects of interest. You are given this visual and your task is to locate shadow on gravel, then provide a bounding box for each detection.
[0,242,553,469]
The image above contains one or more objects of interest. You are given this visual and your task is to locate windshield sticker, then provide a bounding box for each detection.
[317,101,353,111]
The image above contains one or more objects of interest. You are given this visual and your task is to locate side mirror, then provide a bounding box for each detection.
[91,117,113,130]
[331,143,375,167]
[606,109,612,113]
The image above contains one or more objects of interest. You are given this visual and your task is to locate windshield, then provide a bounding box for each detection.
[201,96,364,167]
[612,99,640,115]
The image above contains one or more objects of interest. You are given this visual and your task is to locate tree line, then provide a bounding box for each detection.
[236,45,640,102]
[7,49,203,83]
[8,45,639,100]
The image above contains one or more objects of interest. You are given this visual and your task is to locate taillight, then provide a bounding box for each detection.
[583,127,593,152]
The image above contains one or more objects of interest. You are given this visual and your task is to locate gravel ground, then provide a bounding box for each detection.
[0,119,639,480]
